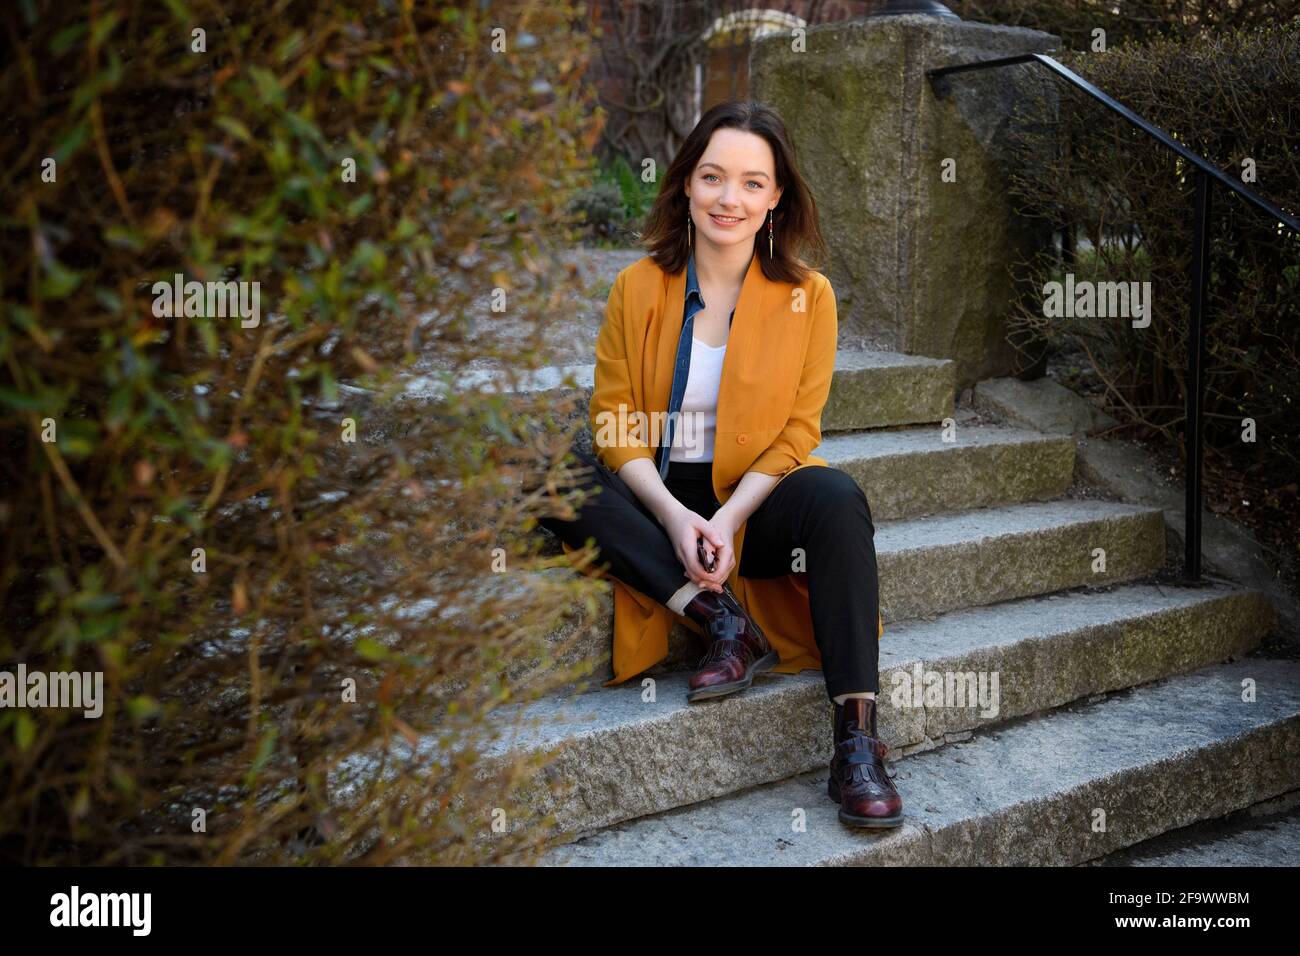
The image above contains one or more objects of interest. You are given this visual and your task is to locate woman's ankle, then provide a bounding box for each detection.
[832,691,876,704]
[666,580,705,616]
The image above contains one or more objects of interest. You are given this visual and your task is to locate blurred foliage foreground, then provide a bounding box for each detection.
[0,0,611,864]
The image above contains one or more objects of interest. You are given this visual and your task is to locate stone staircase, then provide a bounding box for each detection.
[463,347,1300,864]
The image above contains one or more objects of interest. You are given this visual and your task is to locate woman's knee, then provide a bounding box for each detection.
[801,467,873,527]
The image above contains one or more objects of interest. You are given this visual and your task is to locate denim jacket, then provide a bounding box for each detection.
[653,249,737,480]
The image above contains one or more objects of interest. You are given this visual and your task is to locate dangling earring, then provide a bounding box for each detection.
[687,207,692,248]
[768,208,774,258]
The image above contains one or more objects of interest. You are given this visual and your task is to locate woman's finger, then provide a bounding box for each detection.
[682,536,708,579]
[703,550,731,588]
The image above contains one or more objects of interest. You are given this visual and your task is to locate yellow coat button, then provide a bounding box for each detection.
[737,434,748,445]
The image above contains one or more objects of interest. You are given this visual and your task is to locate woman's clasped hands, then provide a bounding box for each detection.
[663,504,737,593]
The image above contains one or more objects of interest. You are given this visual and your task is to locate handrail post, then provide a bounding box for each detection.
[1185,168,1213,583]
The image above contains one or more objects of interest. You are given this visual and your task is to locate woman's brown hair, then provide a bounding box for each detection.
[639,100,830,285]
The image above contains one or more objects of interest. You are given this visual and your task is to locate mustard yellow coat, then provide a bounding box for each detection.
[562,250,883,688]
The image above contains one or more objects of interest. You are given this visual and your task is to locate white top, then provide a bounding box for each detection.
[668,336,726,462]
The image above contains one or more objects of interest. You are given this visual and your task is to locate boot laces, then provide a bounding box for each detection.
[698,636,746,667]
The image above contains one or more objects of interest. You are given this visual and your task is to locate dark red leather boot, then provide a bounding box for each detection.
[828,696,904,828]
[682,586,779,703]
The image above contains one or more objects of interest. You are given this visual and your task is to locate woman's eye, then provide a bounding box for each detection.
[702,173,762,188]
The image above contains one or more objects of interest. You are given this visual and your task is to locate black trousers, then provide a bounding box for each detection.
[538,449,882,698]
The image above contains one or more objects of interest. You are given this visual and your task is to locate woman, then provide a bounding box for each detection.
[540,101,901,828]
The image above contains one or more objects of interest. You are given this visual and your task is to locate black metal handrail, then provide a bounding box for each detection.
[928,52,1300,583]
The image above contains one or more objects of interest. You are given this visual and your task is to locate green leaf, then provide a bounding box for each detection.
[89,11,122,48]
[0,387,44,411]
[39,261,82,300]
[95,287,123,314]
[110,766,135,795]
[60,435,95,458]
[160,0,192,22]
[99,641,126,667]
[355,638,389,661]
[51,122,89,163]
[15,712,36,751]
[127,696,161,720]
[346,193,373,217]
[250,726,278,775]
[215,116,253,143]
[77,612,121,642]
[319,367,338,403]
[278,30,305,63]
[50,23,87,55]
[282,110,323,145]
[71,590,117,613]
[197,317,218,356]
[248,66,283,105]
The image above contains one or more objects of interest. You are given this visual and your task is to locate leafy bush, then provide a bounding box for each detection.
[1003,23,1300,555]
[569,151,661,244]
[949,0,1300,50]
[1,0,607,864]
[569,181,626,241]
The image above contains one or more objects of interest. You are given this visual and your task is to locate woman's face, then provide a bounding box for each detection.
[685,127,783,251]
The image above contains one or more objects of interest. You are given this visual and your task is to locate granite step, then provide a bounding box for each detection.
[505,498,1168,698]
[816,421,1074,520]
[540,656,1300,865]
[339,348,957,436]
[469,581,1271,840]
[530,414,1075,560]
[1086,795,1300,866]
